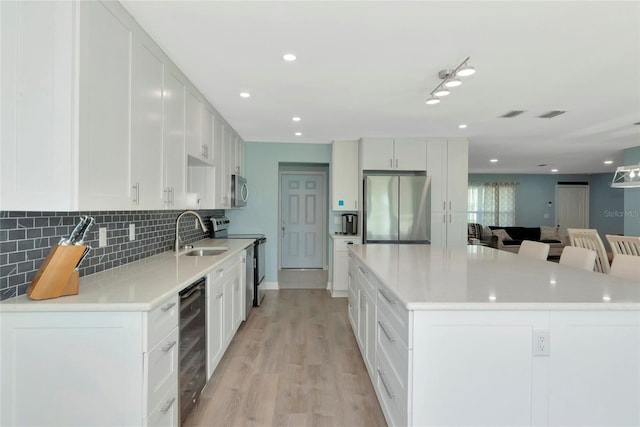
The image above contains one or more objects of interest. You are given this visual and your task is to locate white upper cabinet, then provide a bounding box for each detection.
[77,1,132,210]
[131,41,164,210]
[1,0,243,211]
[213,116,230,209]
[360,138,427,171]
[427,138,469,247]
[331,140,359,211]
[1,1,76,210]
[163,71,186,209]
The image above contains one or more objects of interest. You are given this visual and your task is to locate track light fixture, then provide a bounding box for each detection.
[612,163,640,188]
[426,57,476,106]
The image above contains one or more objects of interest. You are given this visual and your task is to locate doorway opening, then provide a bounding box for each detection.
[278,163,328,289]
[556,182,590,229]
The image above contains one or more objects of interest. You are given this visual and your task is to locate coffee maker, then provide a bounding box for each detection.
[341,214,358,235]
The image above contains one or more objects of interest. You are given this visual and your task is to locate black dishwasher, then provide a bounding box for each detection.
[179,277,206,424]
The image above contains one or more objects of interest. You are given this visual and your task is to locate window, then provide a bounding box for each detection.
[468,182,517,226]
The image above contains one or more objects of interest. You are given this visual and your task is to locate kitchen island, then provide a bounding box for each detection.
[0,238,254,427]
[347,244,640,427]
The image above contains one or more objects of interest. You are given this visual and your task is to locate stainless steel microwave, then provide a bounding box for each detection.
[231,174,248,207]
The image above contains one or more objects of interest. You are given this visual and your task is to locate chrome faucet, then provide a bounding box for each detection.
[175,210,209,252]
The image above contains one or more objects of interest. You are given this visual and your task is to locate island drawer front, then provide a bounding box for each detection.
[145,326,179,412]
[357,264,378,300]
[377,286,409,348]
[376,343,408,427]
[377,308,409,386]
[146,386,179,427]
[146,295,180,351]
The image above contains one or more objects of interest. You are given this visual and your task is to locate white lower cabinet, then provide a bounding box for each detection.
[0,294,179,426]
[206,253,244,379]
[331,236,361,297]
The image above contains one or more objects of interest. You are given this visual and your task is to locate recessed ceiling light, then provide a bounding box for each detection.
[604,160,613,165]
[239,92,250,98]
[292,116,301,122]
[551,169,559,173]
[295,132,302,136]
[490,159,498,163]
[425,97,440,105]
[283,53,297,62]
[458,124,467,129]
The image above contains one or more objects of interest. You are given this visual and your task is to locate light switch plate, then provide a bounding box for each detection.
[129,223,135,241]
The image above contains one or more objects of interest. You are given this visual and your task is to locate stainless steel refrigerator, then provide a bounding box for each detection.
[363,174,431,243]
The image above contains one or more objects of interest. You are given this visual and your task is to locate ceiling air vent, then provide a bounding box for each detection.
[538,110,566,119]
[634,122,640,125]
[500,110,526,118]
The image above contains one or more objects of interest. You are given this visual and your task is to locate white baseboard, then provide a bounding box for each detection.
[261,281,279,290]
[327,281,332,290]
[331,290,348,298]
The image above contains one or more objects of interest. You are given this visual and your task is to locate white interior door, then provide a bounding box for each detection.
[556,184,589,228]
[281,173,325,269]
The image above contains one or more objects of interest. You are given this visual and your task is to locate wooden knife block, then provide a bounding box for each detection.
[27,244,86,300]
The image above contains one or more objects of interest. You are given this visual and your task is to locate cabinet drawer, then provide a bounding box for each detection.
[376,345,408,427]
[146,387,178,427]
[334,237,360,251]
[377,308,409,387]
[145,327,179,412]
[357,264,377,300]
[377,286,410,348]
[145,295,179,350]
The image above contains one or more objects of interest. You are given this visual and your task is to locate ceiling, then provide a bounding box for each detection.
[120,1,640,174]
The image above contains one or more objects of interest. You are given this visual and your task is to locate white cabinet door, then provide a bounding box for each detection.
[223,271,235,347]
[78,1,132,210]
[131,41,164,210]
[427,139,447,212]
[163,71,186,208]
[430,211,447,247]
[214,118,231,209]
[233,134,244,176]
[207,279,224,379]
[232,262,243,329]
[360,138,394,170]
[394,138,427,171]
[201,107,213,165]
[446,139,469,213]
[331,141,359,211]
[1,1,76,210]
[185,90,203,162]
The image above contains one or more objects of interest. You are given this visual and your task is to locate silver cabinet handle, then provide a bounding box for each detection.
[132,182,140,205]
[170,187,175,205]
[377,369,395,399]
[164,188,169,204]
[281,226,285,238]
[161,302,176,312]
[389,158,393,168]
[360,294,366,309]
[161,340,177,353]
[160,397,176,414]
[378,321,396,343]
[449,213,452,223]
[443,213,446,223]
[449,201,452,210]
[379,289,397,304]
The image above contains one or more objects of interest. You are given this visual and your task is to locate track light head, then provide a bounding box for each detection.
[425,97,440,105]
[444,78,462,88]
[433,87,451,97]
[456,65,476,77]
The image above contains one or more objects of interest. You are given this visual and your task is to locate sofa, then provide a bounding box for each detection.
[478,225,568,257]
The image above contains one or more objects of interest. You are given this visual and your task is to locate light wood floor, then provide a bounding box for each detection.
[184,289,387,427]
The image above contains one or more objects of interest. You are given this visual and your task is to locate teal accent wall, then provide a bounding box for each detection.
[624,146,640,236]
[468,173,624,238]
[226,142,332,284]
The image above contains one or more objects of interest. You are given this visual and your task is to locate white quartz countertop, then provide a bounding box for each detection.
[349,244,640,310]
[0,239,255,313]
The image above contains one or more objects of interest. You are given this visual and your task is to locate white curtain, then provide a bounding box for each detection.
[468,182,517,226]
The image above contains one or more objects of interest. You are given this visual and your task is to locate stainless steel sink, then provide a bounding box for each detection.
[184,248,227,257]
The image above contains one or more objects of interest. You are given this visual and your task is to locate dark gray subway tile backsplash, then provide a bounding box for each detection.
[0,209,224,301]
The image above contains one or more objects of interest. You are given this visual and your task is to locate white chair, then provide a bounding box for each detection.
[606,235,640,257]
[518,240,550,261]
[559,246,597,271]
[609,254,640,281]
[567,228,610,273]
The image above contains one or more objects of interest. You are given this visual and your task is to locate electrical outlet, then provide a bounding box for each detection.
[99,227,107,247]
[129,223,135,241]
[194,218,198,230]
[533,329,550,356]
[543,213,549,219]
